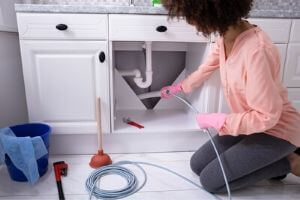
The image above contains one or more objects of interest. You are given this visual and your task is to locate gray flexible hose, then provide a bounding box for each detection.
[172,94,231,200]
[86,93,232,200]
[86,160,224,200]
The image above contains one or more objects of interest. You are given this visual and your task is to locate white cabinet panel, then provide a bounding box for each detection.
[212,19,292,43]
[276,44,287,81]
[17,13,108,40]
[290,20,300,42]
[36,55,95,121]
[283,43,300,87]
[109,14,208,42]
[20,41,110,134]
[288,88,300,111]
[248,18,291,43]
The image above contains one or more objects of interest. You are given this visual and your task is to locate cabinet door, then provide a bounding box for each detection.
[20,41,110,134]
[290,20,300,43]
[283,44,300,87]
[288,88,300,111]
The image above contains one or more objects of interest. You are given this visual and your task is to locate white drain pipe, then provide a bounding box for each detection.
[118,41,153,89]
[133,41,153,88]
[138,91,161,100]
[118,69,141,78]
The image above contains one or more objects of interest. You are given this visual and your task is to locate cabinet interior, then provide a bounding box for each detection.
[111,41,209,133]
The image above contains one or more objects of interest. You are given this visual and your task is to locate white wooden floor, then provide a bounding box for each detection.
[0,152,300,200]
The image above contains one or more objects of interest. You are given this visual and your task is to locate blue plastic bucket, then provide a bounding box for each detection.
[4,123,51,182]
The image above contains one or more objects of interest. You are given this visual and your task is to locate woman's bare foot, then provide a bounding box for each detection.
[287,153,300,177]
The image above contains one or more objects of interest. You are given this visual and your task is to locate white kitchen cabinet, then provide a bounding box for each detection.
[16,13,299,153]
[285,20,300,113]
[283,43,300,87]
[19,40,110,134]
[290,20,300,43]
[17,13,108,40]
[248,18,291,43]
[288,88,300,111]
[211,19,292,43]
[276,44,288,80]
[109,14,208,42]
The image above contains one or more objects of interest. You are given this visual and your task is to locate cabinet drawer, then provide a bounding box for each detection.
[17,13,108,40]
[290,20,300,42]
[109,14,208,42]
[248,19,291,43]
[288,88,300,111]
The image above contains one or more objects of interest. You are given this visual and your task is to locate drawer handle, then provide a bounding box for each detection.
[56,24,68,31]
[99,52,105,63]
[156,26,168,32]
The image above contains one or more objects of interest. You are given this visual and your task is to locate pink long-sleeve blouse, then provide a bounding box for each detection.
[182,26,300,147]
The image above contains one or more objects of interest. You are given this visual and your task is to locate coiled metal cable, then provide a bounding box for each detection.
[86,94,231,200]
[86,160,225,200]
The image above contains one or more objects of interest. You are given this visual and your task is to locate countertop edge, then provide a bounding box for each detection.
[14,4,169,15]
[15,4,300,19]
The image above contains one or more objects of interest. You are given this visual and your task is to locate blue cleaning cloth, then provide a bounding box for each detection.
[0,127,48,184]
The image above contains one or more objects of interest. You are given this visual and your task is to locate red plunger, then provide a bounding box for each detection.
[89,98,112,168]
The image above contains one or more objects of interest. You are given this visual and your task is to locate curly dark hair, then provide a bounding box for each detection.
[162,0,253,36]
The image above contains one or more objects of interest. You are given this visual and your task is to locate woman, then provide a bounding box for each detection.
[161,0,300,193]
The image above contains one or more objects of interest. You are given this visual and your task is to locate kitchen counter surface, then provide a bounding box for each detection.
[15,3,300,19]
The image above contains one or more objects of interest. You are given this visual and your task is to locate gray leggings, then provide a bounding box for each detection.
[190,132,296,193]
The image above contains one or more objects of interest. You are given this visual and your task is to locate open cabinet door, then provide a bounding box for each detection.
[114,69,147,110]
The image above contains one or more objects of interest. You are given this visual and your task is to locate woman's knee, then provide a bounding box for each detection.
[200,167,223,194]
[190,151,206,175]
[190,146,217,175]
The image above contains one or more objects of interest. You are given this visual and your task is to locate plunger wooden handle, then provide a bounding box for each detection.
[96,97,103,151]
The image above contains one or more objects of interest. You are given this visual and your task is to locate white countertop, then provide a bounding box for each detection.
[15,4,300,18]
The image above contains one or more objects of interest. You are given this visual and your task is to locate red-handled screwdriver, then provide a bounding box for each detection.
[123,118,144,129]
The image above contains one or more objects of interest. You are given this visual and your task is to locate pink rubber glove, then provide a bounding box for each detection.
[196,113,228,131]
[160,82,183,99]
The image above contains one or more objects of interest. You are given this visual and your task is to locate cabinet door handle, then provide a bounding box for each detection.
[156,25,168,32]
[99,52,106,63]
[56,24,68,31]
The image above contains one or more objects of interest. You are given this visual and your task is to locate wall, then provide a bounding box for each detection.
[0,1,28,127]
[0,31,28,127]
[0,1,23,32]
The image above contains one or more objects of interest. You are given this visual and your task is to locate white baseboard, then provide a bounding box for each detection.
[49,131,212,154]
